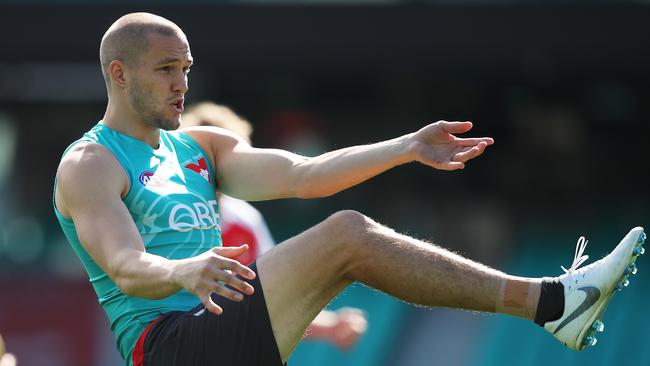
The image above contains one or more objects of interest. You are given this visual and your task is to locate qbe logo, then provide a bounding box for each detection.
[169,200,220,232]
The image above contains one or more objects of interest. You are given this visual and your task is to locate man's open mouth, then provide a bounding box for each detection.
[171,99,184,113]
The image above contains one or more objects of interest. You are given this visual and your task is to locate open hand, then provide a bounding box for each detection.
[174,245,257,315]
[408,121,494,170]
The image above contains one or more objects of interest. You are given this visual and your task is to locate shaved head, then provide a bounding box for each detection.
[100,12,186,92]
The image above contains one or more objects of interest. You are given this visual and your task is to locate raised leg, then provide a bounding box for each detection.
[256,210,539,362]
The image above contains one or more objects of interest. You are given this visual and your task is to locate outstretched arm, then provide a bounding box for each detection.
[184,120,493,201]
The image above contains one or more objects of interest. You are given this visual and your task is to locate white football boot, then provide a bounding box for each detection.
[543,227,645,351]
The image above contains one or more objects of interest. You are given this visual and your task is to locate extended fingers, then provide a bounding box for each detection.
[454,137,494,146]
[212,246,257,280]
[199,271,254,311]
[213,244,249,258]
[452,141,488,163]
[212,281,248,302]
[439,121,473,134]
[416,146,465,170]
[196,257,256,303]
[216,269,255,296]
[223,258,257,280]
[199,259,255,301]
[200,291,223,315]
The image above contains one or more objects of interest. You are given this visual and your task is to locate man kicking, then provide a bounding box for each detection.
[53,12,645,366]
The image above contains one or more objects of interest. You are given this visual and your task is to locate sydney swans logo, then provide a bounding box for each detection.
[184,157,211,183]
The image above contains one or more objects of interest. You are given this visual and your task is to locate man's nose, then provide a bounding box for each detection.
[173,72,188,94]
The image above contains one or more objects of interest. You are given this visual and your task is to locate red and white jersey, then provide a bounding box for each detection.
[219,195,275,265]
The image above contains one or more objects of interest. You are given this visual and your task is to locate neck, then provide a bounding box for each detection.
[103,97,161,149]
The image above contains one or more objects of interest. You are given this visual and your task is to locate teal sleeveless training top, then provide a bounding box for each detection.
[53,121,221,364]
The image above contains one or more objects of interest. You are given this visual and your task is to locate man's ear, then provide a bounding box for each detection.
[109,60,127,88]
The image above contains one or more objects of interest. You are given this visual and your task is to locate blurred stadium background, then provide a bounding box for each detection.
[1,1,649,365]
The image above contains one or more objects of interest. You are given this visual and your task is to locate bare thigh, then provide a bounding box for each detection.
[256,212,357,362]
[256,209,505,362]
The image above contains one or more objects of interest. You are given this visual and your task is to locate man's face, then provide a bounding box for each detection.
[125,31,192,131]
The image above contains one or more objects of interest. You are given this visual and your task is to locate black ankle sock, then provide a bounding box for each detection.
[534,279,565,326]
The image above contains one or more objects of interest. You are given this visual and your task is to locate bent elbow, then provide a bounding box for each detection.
[109,264,141,298]
[114,275,137,297]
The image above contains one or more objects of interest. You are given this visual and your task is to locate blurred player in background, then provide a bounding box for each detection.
[181,102,368,349]
[53,13,645,366]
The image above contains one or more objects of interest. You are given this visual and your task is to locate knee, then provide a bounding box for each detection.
[323,209,373,243]
[321,210,377,280]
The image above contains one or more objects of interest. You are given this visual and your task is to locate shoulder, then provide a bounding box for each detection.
[57,142,128,198]
[59,142,120,176]
[181,126,250,152]
[180,126,253,170]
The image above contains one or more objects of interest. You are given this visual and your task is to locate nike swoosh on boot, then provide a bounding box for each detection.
[553,286,600,335]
